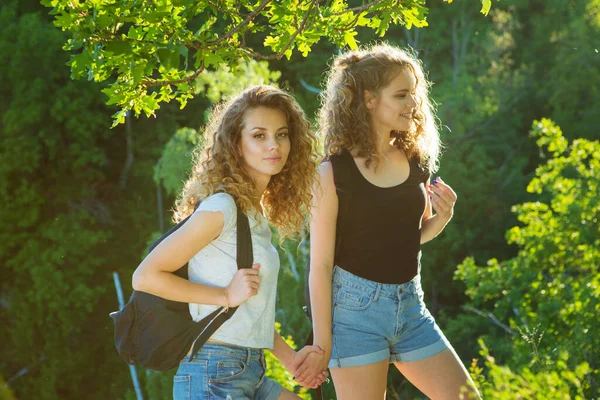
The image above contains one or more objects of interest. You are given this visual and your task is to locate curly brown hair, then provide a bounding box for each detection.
[319,43,441,173]
[174,85,318,241]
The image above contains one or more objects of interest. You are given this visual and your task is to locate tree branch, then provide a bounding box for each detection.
[463,305,516,336]
[207,0,272,46]
[330,0,386,16]
[142,61,205,87]
[449,89,528,146]
[246,0,318,60]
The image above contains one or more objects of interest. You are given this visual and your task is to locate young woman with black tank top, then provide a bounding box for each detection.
[293,44,481,399]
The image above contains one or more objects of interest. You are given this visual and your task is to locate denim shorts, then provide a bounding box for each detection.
[173,343,283,400]
[329,266,450,369]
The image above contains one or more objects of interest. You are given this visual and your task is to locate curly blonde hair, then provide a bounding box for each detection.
[319,43,441,173]
[174,85,318,241]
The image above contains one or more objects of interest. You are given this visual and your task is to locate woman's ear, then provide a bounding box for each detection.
[364,90,375,110]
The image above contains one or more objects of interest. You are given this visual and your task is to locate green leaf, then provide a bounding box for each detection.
[131,62,146,84]
[204,53,224,68]
[102,86,126,105]
[110,109,127,128]
[480,0,492,16]
[104,40,133,56]
[127,26,145,41]
[343,30,358,50]
[141,93,159,117]
[67,51,92,79]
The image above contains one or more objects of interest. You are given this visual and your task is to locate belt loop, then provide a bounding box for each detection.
[374,283,381,302]
[259,350,264,368]
[246,348,252,364]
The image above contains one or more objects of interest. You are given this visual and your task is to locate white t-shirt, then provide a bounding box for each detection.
[188,193,280,349]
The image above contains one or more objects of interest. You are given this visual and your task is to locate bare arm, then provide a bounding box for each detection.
[295,162,338,383]
[271,329,297,369]
[310,162,337,354]
[421,177,457,244]
[132,209,260,307]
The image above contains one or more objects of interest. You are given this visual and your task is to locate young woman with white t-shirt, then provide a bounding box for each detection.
[132,85,328,400]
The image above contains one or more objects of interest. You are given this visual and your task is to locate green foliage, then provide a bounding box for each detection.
[470,340,590,399]
[0,3,130,399]
[154,127,202,197]
[0,374,16,400]
[455,119,599,397]
[141,369,177,400]
[196,59,282,103]
[41,0,491,125]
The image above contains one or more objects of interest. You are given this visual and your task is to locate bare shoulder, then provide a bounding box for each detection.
[312,160,338,212]
[317,160,334,185]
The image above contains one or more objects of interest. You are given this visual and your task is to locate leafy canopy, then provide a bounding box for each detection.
[41,0,492,126]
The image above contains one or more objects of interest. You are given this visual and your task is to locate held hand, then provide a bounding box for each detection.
[289,346,329,389]
[224,264,260,308]
[428,177,457,222]
[293,347,330,388]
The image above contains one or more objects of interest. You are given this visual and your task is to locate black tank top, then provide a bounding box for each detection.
[330,149,430,284]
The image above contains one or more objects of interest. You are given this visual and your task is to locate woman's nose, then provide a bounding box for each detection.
[268,137,280,149]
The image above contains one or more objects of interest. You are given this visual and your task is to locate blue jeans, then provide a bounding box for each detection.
[329,266,451,369]
[173,343,283,400]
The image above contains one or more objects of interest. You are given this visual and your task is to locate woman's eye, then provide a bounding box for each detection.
[278,131,289,138]
[253,133,265,139]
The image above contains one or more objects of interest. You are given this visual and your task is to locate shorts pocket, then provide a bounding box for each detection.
[173,375,191,400]
[334,285,375,311]
[208,360,246,383]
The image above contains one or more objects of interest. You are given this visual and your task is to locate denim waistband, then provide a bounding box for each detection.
[186,342,264,364]
[333,265,421,299]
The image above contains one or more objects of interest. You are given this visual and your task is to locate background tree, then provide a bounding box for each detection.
[455,119,599,397]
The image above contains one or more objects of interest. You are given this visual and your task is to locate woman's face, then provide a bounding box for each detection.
[366,68,418,134]
[239,106,291,187]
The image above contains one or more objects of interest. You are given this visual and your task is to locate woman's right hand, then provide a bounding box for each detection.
[224,263,261,307]
[290,346,329,389]
[293,346,331,387]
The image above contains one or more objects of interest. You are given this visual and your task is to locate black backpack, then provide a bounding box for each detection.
[110,199,253,371]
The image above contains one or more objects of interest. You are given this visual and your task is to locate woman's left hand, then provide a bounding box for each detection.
[428,177,457,222]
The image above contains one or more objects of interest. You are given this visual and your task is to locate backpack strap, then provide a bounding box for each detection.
[149,201,204,280]
[188,203,252,361]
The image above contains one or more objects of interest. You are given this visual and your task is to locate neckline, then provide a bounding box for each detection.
[344,148,412,189]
